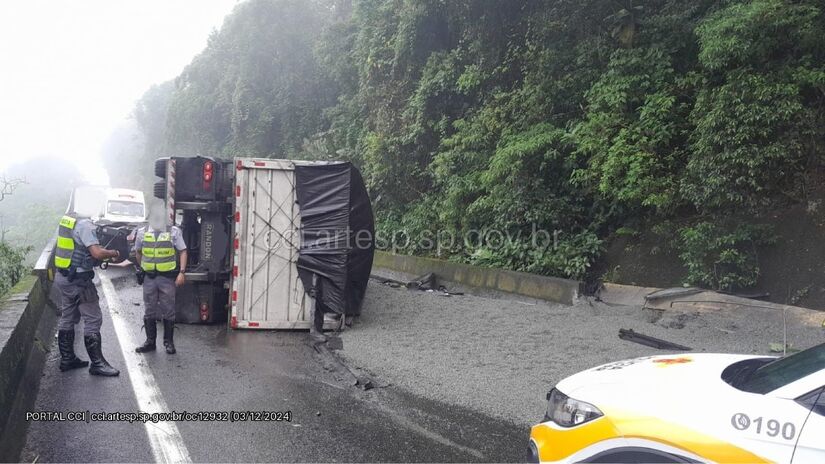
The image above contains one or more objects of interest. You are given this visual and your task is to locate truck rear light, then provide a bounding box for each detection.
[248,322,259,327]
[203,161,214,189]
[233,265,238,277]
[199,302,209,321]
[231,316,238,328]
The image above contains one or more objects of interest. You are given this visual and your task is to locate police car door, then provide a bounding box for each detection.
[724,392,809,462]
[791,380,825,463]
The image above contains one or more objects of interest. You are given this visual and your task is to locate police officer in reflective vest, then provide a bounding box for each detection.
[134,208,187,354]
[54,208,121,376]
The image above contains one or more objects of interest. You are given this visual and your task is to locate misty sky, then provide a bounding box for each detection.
[0,0,240,184]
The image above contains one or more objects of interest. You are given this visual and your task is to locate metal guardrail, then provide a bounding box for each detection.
[32,239,57,313]
[34,238,55,272]
[33,238,55,283]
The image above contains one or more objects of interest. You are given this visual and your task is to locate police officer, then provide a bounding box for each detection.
[134,207,187,354]
[54,204,121,376]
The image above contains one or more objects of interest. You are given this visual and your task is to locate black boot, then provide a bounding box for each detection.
[84,333,120,376]
[58,330,88,371]
[163,320,176,354]
[135,318,157,353]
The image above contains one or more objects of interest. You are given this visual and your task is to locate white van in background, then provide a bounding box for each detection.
[102,188,146,224]
[66,186,146,263]
[67,186,146,225]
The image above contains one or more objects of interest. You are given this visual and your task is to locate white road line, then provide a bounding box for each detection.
[99,274,192,464]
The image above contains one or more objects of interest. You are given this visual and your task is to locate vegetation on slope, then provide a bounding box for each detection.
[105,0,825,292]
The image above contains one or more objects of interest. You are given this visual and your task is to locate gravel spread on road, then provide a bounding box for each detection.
[338,280,825,427]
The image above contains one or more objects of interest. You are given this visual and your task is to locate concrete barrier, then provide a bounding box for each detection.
[373,251,580,305]
[0,241,57,461]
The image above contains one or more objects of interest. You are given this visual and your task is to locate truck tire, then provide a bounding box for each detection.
[153,181,166,199]
[154,158,169,178]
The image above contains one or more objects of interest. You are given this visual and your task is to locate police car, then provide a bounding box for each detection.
[529,343,825,463]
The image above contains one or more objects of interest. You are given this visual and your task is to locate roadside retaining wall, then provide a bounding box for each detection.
[372,251,580,305]
[0,241,57,461]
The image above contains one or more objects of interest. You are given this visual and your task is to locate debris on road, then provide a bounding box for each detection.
[406,272,436,290]
[618,328,692,351]
[643,287,702,310]
[313,340,375,390]
[370,275,406,288]
[370,273,463,297]
[717,290,771,300]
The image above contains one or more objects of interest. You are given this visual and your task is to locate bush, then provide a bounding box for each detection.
[0,242,30,296]
[468,231,603,280]
[676,222,776,291]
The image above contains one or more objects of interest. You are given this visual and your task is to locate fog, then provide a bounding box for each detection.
[0,0,240,184]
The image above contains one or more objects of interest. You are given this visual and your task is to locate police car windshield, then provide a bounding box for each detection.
[107,201,144,217]
[739,343,825,394]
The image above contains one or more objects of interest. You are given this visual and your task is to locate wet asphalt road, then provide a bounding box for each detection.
[20,267,525,463]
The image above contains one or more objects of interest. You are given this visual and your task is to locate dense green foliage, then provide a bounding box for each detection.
[0,242,29,296]
[106,0,825,289]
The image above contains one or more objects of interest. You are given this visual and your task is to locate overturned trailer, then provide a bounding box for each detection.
[154,156,374,328]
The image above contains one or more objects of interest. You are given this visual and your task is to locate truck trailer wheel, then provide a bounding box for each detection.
[153,181,167,200]
[154,158,169,178]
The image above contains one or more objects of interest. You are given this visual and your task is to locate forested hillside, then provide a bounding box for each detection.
[105,0,825,300]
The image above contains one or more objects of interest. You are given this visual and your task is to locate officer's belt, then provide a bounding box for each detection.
[145,271,178,279]
[58,269,94,281]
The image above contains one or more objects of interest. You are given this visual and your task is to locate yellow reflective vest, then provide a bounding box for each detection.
[54,215,77,269]
[141,230,177,272]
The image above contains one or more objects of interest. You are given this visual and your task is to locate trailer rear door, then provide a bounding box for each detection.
[230,158,310,329]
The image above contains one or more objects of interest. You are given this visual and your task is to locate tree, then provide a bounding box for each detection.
[0,175,26,202]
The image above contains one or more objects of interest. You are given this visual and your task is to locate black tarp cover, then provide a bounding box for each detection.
[295,163,375,316]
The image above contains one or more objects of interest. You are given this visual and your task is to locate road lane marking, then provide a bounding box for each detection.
[99,274,192,464]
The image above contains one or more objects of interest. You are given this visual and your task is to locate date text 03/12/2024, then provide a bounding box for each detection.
[25,410,293,423]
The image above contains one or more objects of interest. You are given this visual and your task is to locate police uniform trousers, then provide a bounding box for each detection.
[55,271,103,336]
[143,273,176,321]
